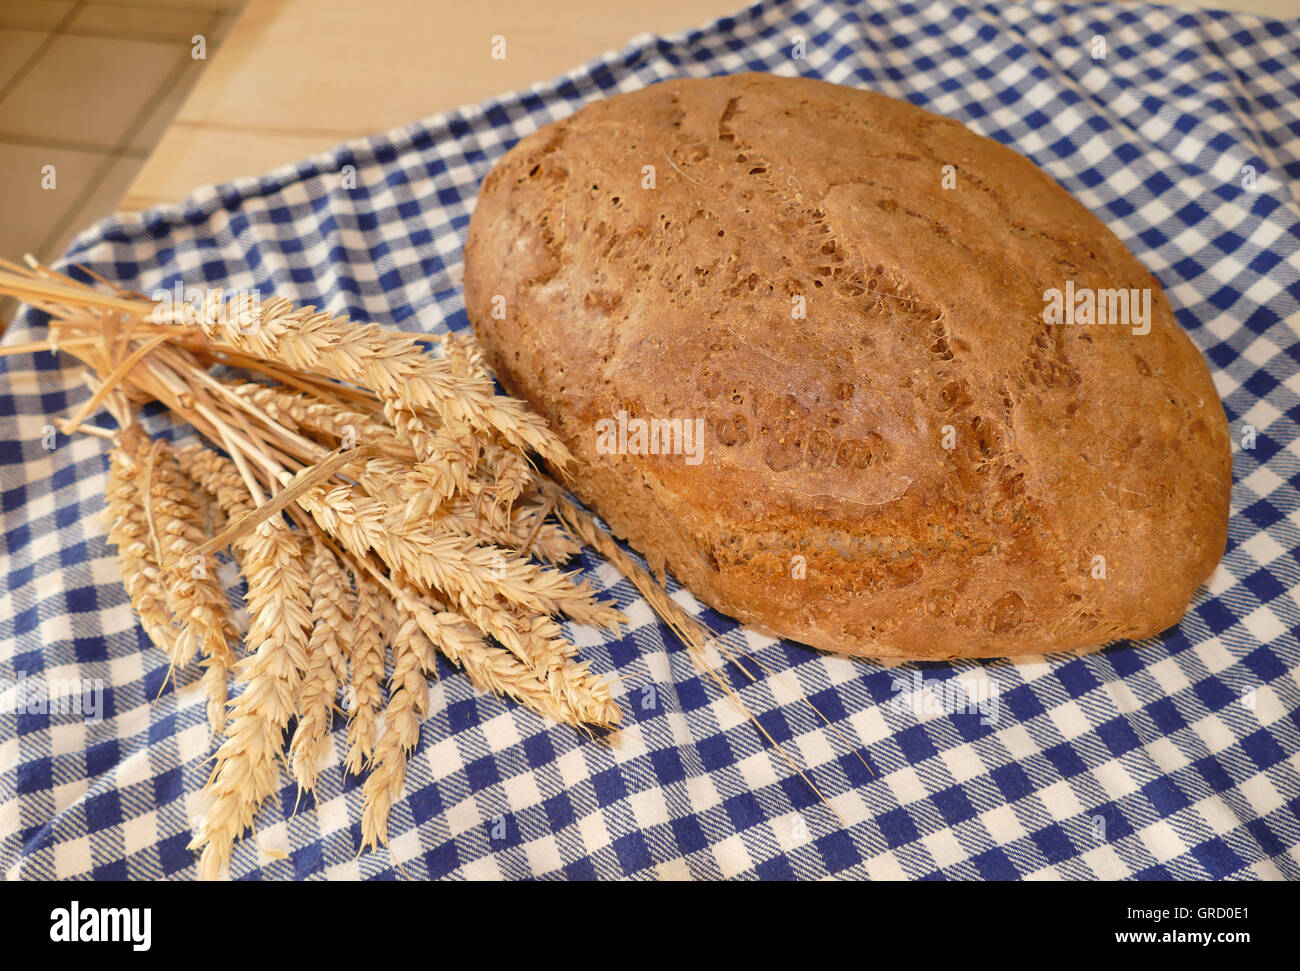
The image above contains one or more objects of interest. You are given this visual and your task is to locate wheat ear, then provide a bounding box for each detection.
[173,442,261,735]
[440,331,491,382]
[360,610,429,849]
[188,512,313,879]
[343,570,387,775]
[289,538,353,791]
[105,442,179,657]
[172,291,572,467]
[434,496,579,565]
[199,661,230,735]
[484,442,532,507]
[387,580,618,728]
[178,443,255,519]
[232,382,410,457]
[142,438,238,671]
[292,475,624,629]
[346,452,563,556]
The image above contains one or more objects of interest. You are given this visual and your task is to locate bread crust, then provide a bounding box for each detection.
[464,73,1231,659]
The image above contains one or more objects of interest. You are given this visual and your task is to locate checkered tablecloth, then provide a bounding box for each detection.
[2,0,1298,880]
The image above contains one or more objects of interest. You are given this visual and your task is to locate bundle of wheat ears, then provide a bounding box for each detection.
[0,258,849,878]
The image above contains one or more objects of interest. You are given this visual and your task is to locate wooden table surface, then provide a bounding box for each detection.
[121,0,1289,211]
[121,0,747,210]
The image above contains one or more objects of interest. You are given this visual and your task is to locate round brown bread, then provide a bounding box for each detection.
[463,73,1231,660]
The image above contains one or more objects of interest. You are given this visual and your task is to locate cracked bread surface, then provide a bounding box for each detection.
[463,73,1231,659]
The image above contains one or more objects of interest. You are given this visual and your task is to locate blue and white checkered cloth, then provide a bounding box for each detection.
[2,0,1298,880]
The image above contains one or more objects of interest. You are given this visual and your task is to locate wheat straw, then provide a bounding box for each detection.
[0,264,855,876]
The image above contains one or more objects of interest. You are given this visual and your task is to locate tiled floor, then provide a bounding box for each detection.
[0,0,245,330]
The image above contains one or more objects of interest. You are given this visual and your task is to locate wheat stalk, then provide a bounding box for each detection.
[0,263,851,878]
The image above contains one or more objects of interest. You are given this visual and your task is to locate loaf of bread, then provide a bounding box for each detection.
[464,73,1231,659]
